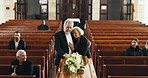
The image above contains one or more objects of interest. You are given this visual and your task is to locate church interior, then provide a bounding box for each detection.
[0,0,148,78]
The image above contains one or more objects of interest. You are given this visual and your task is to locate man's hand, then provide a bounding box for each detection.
[11,72,17,76]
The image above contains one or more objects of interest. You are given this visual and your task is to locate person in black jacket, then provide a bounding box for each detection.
[69,26,91,58]
[8,31,26,50]
[142,40,148,56]
[125,38,143,56]
[37,20,50,30]
[69,26,97,77]
[54,19,74,72]
[9,50,33,76]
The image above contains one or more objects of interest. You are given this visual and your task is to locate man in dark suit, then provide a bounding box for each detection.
[8,31,26,50]
[54,19,74,72]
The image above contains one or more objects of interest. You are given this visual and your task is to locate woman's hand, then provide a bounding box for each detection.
[68,42,74,51]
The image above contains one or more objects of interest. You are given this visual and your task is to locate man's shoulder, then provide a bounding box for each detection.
[26,59,32,63]
[20,40,26,42]
[54,31,64,35]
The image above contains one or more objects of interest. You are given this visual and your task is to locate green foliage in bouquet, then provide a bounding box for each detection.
[64,52,85,73]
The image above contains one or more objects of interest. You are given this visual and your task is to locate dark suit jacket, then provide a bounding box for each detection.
[73,35,92,58]
[37,24,50,30]
[8,39,26,50]
[142,48,148,56]
[125,45,143,56]
[54,31,75,66]
[9,59,33,75]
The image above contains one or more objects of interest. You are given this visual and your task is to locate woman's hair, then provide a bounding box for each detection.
[16,50,26,57]
[72,26,84,35]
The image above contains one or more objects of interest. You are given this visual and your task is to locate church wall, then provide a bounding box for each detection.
[0,0,5,24]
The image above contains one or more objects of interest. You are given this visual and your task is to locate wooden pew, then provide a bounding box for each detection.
[0,44,50,50]
[0,36,53,41]
[94,40,146,44]
[108,76,148,78]
[2,20,62,27]
[0,39,51,45]
[96,44,144,51]
[99,50,125,56]
[103,64,148,78]
[0,56,45,78]
[0,75,36,78]
[0,64,41,78]
[92,32,148,36]
[0,32,54,36]
[93,36,148,40]
[86,20,143,25]
[98,56,148,78]
[0,49,49,63]
[0,30,55,33]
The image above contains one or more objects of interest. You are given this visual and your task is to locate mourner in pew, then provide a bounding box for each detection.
[8,31,26,50]
[54,19,74,72]
[142,40,148,56]
[37,20,51,30]
[9,50,33,76]
[69,26,97,78]
[125,38,143,56]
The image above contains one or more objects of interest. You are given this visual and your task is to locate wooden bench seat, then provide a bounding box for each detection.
[99,50,125,56]
[2,20,62,27]
[91,29,148,33]
[0,33,54,36]
[103,64,148,78]
[0,49,49,63]
[96,44,144,51]
[93,36,148,40]
[0,44,51,49]
[92,32,148,36]
[0,39,52,44]
[0,75,36,78]
[108,76,148,78]
[98,56,148,78]
[94,40,146,44]
[0,36,53,41]
[0,30,55,33]
[86,20,143,25]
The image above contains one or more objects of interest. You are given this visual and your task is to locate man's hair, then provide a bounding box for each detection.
[132,38,139,43]
[72,26,84,35]
[63,19,74,27]
[16,50,26,57]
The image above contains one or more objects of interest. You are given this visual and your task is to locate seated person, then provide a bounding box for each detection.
[37,20,50,30]
[142,40,148,56]
[8,31,26,50]
[125,38,143,56]
[9,50,33,76]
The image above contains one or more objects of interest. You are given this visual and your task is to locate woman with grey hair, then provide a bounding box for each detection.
[69,26,91,58]
[69,26,97,78]
[9,50,33,76]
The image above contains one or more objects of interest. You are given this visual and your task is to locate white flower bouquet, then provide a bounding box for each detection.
[64,52,85,73]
